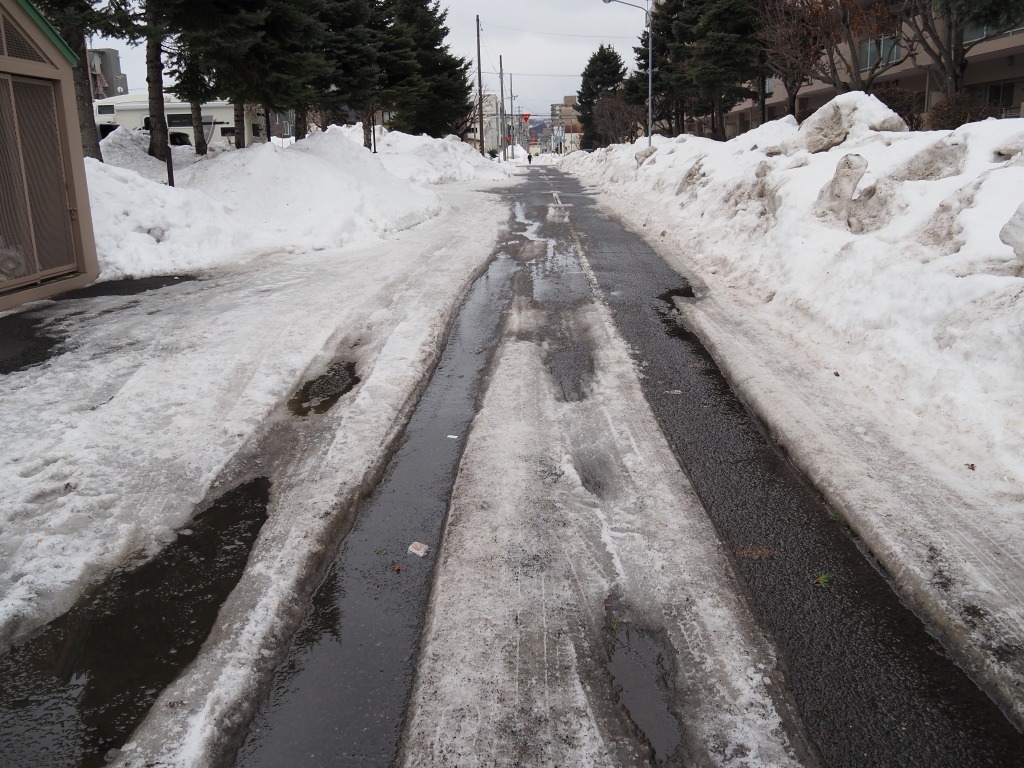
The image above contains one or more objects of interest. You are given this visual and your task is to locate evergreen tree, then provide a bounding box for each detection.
[165,0,268,151]
[387,0,471,137]
[245,0,333,136]
[687,0,760,139]
[298,0,378,138]
[353,0,420,148]
[577,44,627,148]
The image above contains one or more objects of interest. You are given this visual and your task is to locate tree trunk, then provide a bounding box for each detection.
[295,109,308,140]
[145,18,167,161]
[233,102,246,149]
[263,102,272,144]
[360,107,373,148]
[190,100,208,155]
[66,30,102,161]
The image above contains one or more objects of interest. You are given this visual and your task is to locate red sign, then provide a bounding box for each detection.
[522,113,530,122]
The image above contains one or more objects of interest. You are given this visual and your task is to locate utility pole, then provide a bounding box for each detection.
[509,73,515,159]
[499,56,506,161]
[476,16,486,156]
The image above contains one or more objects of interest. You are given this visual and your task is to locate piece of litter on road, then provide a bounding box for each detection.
[447,434,458,439]
[666,390,683,395]
[408,542,429,557]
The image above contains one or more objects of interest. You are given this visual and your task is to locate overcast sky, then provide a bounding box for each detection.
[92,0,650,119]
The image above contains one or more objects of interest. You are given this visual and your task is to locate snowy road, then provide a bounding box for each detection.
[4,151,1024,767]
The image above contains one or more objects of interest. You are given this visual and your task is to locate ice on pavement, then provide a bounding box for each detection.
[563,92,1024,723]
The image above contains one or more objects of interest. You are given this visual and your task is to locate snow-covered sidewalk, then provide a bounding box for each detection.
[0,126,512,653]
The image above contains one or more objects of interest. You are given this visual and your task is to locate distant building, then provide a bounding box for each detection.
[86,47,127,99]
[549,95,581,154]
[466,93,501,154]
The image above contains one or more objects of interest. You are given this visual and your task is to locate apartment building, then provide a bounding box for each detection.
[466,92,501,154]
[725,20,1024,138]
[550,95,581,154]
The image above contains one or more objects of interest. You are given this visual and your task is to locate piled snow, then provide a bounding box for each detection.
[337,123,513,183]
[563,93,1024,719]
[563,93,1024,501]
[90,125,457,280]
[98,127,211,183]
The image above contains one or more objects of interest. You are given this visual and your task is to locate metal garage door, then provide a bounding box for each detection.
[0,72,77,291]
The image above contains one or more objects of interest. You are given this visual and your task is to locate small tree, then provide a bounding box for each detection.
[902,0,1024,97]
[594,92,644,145]
[926,92,1001,129]
[872,86,923,129]
[757,0,821,115]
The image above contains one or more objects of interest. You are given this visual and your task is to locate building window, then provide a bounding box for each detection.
[859,36,900,71]
[964,22,1024,43]
[97,104,115,115]
[988,81,1018,116]
[167,113,192,127]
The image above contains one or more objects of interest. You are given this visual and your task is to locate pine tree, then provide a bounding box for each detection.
[296,0,378,139]
[353,0,419,147]
[387,0,472,137]
[164,0,268,152]
[688,0,760,138]
[577,44,627,148]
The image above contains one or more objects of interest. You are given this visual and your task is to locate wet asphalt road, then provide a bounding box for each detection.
[537,166,1024,766]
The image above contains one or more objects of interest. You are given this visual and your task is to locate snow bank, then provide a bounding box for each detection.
[90,126,450,279]
[563,92,1024,719]
[337,123,513,183]
[563,93,1024,499]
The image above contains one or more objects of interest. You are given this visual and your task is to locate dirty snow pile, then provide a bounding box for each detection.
[337,123,512,184]
[563,92,1024,507]
[87,125,485,279]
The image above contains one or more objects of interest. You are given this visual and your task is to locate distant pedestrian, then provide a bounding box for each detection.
[528,154,532,165]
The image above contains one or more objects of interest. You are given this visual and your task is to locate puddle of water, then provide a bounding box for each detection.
[604,598,683,764]
[288,361,360,416]
[657,286,695,303]
[0,312,62,375]
[0,478,270,768]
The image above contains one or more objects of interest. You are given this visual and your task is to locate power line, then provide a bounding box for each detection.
[485,22,637,41]
[482,71,582,78]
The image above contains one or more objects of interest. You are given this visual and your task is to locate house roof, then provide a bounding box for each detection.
[11,0,78,67]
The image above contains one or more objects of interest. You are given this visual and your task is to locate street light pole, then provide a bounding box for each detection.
[601,0,652,147]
